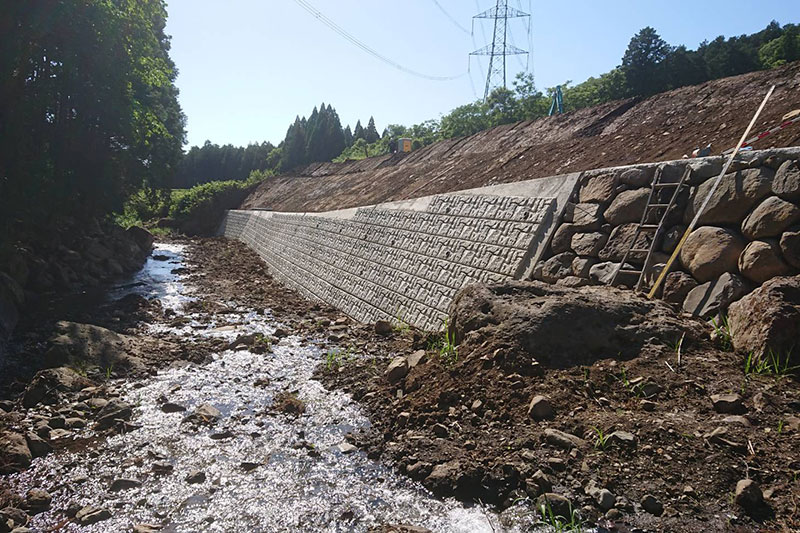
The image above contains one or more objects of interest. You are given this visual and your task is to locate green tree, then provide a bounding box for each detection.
[280,117,307,170]
[439,101,490,139]
[622,27,671,96]
[353,120,365,141]
[365,117,380,144]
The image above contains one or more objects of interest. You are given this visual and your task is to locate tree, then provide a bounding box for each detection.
[439,101,490,139]
[622,26,671,96]
[280,117,307,170]
[487,87,520,126]
[365,117,380,144]
[343,125,354,147]
[353,120,365,141]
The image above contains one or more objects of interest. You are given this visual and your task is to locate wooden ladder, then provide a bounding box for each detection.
[610,165,692,291]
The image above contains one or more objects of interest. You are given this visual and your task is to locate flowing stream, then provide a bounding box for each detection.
[8,244,548,532]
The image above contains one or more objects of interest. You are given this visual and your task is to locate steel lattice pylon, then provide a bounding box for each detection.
[470,0,529,101]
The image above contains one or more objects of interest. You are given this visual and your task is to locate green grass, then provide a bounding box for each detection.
[428,321,458,368]
[744,349,799,378]
[538,500,584,532]
[325,346,355,370]
[710,315,733,351]
[591,427,611,451]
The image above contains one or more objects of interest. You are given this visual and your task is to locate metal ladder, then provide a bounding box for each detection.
[610,165,692,291]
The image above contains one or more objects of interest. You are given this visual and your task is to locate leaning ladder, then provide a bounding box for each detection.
[610,165,692,291]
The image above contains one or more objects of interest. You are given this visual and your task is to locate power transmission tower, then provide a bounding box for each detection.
[470,0,529,101]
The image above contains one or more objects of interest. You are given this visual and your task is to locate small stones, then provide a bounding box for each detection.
[133,525,162,533]
[110,478,142,492]
[240,461,262,472]
[596,489,616,511]
[151,462,174,475]
[535,493,573,519]
[640,494,664,516]
[160,402,187,413]
[734,479,764,515]
[544,429,586,450]
[639,400,657,411]
[385,356,409,384]
[606,430,637,449]
[185,403,222,425]
[527,395,555,421]
[25,432,52,458]
[711,393,745,414]
[432,423,449,438]
[185,470,206,484]
[336,442,357,454]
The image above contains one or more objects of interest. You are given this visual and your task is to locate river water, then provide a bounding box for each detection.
[8,244,551,532]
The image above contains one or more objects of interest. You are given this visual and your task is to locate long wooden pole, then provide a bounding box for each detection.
[647,85,776,299]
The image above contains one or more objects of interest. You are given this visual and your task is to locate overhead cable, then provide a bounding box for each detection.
[430,0,471,34]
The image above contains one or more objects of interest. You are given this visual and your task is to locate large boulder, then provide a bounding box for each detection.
[604,188,650,225]
[534,252,576,284]
[679,227,745,283]
[579,174,617,204]
[738,240,792,284]
[773,159,800,201]
[682,272,750,318]
[662,271,698,305]
[44,321,146,373]
[780,229,800,269]
[568,203,604,231]
[570,232,608,257]
[23,367,95,408]
[741,196,800,240]
[125,226,155,253]
[449,282,685,368]
[684,167,773,225]
[550,224,577,254]
[728,275,800,363]
[599,223,650,263]
[0,431,32,474]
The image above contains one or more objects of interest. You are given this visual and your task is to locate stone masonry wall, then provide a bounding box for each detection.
[220,175,578,330]
[532,147,800,319]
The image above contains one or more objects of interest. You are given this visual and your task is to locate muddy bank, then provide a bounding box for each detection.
[319,281,800,532]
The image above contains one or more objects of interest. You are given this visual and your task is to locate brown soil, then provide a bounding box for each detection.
[243,61,800,213]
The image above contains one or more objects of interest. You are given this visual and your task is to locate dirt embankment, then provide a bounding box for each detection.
[243,61,800,213]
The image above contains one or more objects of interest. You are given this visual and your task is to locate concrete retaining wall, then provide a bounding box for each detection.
[220,174,579,330]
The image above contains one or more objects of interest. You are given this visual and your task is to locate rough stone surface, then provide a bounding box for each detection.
[662,225,687,254]
[450,282,685,368]
[571,256,598,278]
[22,367,94,408]
[711,393,745,414]
[619,168,652,188]
[599,223,650,263]
[682,272,749,318]
[773,159,800,201]
[536,252,576,284]
[603,188,650,225]
[544,429,587,449]
[741,196,800,239]
[684,167,774,225]
[570,232,608,257]
[679,226,745,283]
[641,494,664,516]
[738,240,792,284]
[550,224,577,254]
[527,395,555,421]
[663,272,698,305]
[780,229,800,269]
[579,174,617,204]
[385,356,409,384]
[0,432,31,474]
[735,479,764,514]
[569,203,604,230]
[588,261,619,285]
[728,274,800,363]
[536,493,573,518]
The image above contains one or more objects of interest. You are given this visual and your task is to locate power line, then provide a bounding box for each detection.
[292,0,465,82]
[430,0,470,34]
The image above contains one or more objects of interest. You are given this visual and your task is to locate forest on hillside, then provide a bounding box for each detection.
[175,21,800,188]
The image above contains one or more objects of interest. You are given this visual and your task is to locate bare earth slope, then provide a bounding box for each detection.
[243,61,800,213]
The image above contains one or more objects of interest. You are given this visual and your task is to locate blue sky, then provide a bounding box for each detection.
[165,0,798,148]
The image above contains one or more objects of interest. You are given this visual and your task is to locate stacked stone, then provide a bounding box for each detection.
[533,148,800,319]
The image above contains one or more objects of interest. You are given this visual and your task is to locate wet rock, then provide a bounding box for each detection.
[240,462,262,472]
[65,417,86,429]
[424,461,461,494]
[535,493,573,519]
[0,508,27,530]
[527,395,555,421]
[571,232,608,257]
[580,174,617,204]
[43,321,145,372]
[679,227,745,283]
[185,470,206,484]
[663,271,698,305]
[184,403,222,425]
[22,367,94,408]
[374,320,393,335]
[728,274,800,363]
[607,430,636,449]
[96,399,133,429]
[151,462,174,475]
[273,393,305,416]
[773,159,800,201]
[110,478,141,492]
[337,442,357,454]
[385,356,409,384]
[741,196,800,239]
[132,525,162,533]
[711,393,745,414]
[682,272,749,318]
[641,494,664,516]
[604,188,650,225]
[684,167,773,225]
[160,402,186,413]
[0,431,31,474]
[75,506,111,526]
[126,226,155,252]
[24,432,52,458]
[735,479,765,515]
[544,429,586,450]
[375,525,433,533]
[23,489,51,514]
[738,240,792,283]
[780,229,800,269]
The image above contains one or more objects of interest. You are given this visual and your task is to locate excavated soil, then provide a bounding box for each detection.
[243,61,800,213]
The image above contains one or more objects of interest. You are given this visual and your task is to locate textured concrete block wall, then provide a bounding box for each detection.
[220,175,578,331]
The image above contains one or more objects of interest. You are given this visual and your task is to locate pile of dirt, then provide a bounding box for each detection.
[320,281,800,532]
[242,62,800,213]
